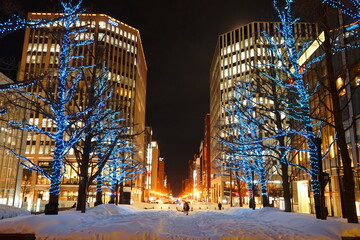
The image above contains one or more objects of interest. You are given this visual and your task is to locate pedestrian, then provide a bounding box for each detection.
[183,201,190,215]
[218,202,222,210]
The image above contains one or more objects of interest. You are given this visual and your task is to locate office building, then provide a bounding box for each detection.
[202,114,211,201]
[210,21,318,205]
[18,12,147,209]
[0,73,27,207]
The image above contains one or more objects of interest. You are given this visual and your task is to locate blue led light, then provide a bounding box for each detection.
[218,0,324,201]
[1,0,97,198]
[323,0,360,21]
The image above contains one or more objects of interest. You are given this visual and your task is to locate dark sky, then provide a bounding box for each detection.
[1,0,275,196]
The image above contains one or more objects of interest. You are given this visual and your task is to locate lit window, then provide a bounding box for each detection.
[355,76,360,86]
[98,33,105,41]
[232,66,237,75]
[99,21,106,29]
[31,145,35,154]
[224,69,228,78]
[227,46,231,54]
[250,48,255,57]
[232,54,237,64]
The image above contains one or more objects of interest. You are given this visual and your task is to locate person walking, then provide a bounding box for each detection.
[183,202,190,215]
[218,202,222,210]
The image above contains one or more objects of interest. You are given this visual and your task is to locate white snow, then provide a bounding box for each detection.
[0,204,359,240]
[0,204,30,219]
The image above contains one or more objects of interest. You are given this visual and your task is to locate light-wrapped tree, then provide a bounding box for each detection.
[0,0,97,215]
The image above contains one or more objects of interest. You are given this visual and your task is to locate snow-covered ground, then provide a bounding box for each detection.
[0,204,30,219]
[0,204,359,240]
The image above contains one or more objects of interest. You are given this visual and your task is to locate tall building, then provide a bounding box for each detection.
[209,21,318,204]
[0,73,27,207]
[202,114,211,201]
[188,114,211,201]
[193,154,201,201]
[298,17,360,217]
[18,13,147,209]
[210,19,360,217]
[143,126,153,201]
[150,141,160,193]
[144,140,159,202]
[144,140,169,201]
[157,158,166,194]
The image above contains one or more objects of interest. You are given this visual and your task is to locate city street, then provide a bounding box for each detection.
[0,0,359,236]
[0,204,359,239]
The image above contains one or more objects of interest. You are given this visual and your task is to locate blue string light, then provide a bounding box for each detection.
[0,15,57,34]
[1,0,97,197]
[323,0,360,21]
[219,0,325,200]
[219,81,273,202]
[270,0,322,195]
[99,130,145,194]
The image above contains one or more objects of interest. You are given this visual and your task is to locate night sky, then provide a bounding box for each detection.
[0,0,275,196]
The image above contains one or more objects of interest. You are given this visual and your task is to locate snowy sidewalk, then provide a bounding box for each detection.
[0,204,359,239]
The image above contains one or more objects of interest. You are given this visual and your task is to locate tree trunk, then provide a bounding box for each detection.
[307,130,322,219]
[76,173,88,213]
[322,7,358,223]
[261,191,270,207]
[95,175,103,206]
[235,174,243,207]
[281,162,292,212]
[45,192,59,215]
[260,173,270,207]
[76,144,91,213]
[327,61,358,222]
[109,186,116,204]
[249,170,255,210]
[45,154,62,215]
[119,180,124,204]
[269,64,292,212]
[109,193,116,204]
[95,191,103,206]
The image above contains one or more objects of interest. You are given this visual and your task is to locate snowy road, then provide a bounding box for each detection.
[0,204,359,239]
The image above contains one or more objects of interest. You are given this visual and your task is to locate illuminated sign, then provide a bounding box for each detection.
[345,23,359,31]
[108,19,118,27]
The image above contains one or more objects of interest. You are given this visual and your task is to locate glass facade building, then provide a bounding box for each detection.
[17,13,147,210]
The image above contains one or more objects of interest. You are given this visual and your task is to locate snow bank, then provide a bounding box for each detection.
[0,204,30,219]
[0,204,358,240]
[87,204,139,216]
[225,207,360,239]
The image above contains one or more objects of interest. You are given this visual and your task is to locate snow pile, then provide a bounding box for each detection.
[87,204,139,217]
[0,204,358,240]
[0,204,30,219]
